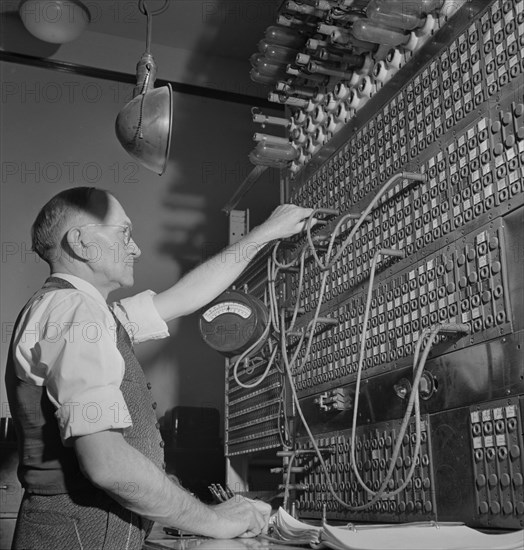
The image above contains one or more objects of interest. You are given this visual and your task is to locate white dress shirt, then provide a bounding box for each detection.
[11,273,169,443]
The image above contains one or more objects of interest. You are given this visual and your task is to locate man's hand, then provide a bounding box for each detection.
[255,204,317,243]
[210,497,271,538]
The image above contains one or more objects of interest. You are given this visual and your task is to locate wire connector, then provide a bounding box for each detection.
[378,247,406,259]
[436,323,470,334]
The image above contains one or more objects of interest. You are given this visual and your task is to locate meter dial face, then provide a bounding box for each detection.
[202,302,252,322]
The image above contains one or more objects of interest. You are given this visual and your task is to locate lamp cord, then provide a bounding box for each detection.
[138,0,171,52]
[138,0,170,17]
[139,0,153,54]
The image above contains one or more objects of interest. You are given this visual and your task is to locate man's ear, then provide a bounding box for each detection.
[64,227,87,260]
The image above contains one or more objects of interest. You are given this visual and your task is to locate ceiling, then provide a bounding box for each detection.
[85,0,283,61]
[0,0,283,99]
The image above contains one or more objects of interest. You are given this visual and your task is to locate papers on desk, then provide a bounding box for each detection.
[270,507,322,545]
[270,508,524,550]
[322,522,524,550]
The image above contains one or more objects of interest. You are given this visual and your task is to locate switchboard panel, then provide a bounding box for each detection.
[294,415,436,523]
[224,255,289,457]
[223,0,524,530]
[469,398,524,527]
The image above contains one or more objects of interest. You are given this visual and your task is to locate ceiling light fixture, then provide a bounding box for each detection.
[115,0,173,176]
[18,0,90,44]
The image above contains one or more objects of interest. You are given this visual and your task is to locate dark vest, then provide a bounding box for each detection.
[5,277,165,494]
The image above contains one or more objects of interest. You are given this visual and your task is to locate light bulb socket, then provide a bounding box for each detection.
[134,52,157,97]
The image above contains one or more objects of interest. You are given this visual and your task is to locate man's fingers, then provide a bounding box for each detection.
[248,498,272,520]
[302,217,317,231]
[238,531,257,538]
[245,498,270,537]
[261,204,320,240]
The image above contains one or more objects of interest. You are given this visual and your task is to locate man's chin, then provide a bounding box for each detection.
[120,274,134,288]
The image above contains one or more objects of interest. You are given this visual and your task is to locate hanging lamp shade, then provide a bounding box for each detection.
[19,0,90,43]
[115,2,173,175]
[116,54,173,175]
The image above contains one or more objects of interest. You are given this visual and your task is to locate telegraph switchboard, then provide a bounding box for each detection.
[222,0,524,530]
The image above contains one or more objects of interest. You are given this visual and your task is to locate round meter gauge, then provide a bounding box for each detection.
[199,290,269,357]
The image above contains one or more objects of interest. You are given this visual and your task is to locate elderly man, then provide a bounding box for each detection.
[5,187,314,550]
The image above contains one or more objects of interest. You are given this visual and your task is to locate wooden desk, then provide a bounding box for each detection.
[144,523,306,550]
[144,538,307,550]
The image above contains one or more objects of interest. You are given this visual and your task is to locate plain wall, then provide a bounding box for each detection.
[0,61,282,428]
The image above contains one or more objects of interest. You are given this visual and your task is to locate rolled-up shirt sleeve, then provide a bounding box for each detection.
[114,290,169,344]
[37,294,132,443]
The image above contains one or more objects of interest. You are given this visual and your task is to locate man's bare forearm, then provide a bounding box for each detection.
[74,431,265,538]
[154,227,267,321]
[153,205,315,322]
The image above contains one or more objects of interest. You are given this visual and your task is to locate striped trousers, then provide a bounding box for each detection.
[12,490,153,550]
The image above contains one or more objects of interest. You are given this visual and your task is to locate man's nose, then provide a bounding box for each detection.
[129,239,141,258]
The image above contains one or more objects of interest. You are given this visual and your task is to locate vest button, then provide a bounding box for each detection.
[152,402,157,410]
[159,441,165,448]
[147,382,152,390]
[155,422,160,429]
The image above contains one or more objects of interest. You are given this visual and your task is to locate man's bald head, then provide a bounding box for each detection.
[31,187,113,265]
